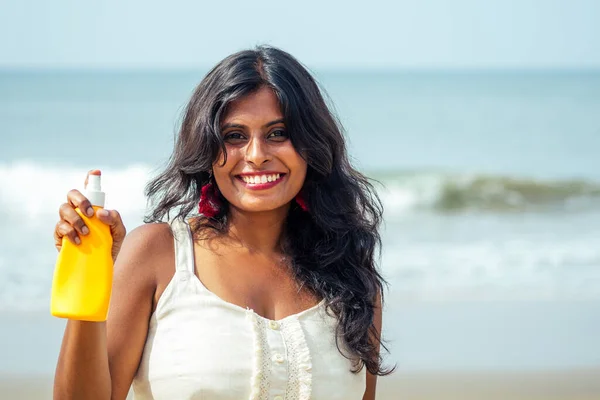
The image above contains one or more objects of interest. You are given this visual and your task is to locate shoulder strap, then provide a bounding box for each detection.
[170,217,195,274]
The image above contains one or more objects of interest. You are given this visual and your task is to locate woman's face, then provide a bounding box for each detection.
[213,86,308,213]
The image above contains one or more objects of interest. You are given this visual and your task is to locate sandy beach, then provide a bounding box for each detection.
[377,368,600,400]
[3,368,600,399]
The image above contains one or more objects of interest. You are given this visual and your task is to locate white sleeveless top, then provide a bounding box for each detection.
[132,217,366,400]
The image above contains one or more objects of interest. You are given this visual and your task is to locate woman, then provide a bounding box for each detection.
[53,46,393,400]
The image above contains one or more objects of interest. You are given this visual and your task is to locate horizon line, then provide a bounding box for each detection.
[1,65,600,74]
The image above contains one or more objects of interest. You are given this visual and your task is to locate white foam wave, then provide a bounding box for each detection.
[383,235,600,301]
[0,160,151,221]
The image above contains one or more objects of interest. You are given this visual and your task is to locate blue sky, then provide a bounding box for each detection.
[1,0,599,69]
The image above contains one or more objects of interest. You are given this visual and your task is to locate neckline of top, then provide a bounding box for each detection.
[179,217,327,324]
[191,273,327,323]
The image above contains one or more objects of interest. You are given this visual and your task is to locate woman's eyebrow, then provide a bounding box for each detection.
[263,118,285,128]
[221,122,245,130]
[221,118,285,131]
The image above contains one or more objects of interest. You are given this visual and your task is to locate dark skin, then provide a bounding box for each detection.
[53,87,381,399]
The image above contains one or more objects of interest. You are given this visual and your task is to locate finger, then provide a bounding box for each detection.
[96,209,127,243]
[55,220,81,250]
[59,203,90,236]
[66,189,94,218]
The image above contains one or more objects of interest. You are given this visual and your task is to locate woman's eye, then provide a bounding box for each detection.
[224,132,244,141]
[269,129,288,140]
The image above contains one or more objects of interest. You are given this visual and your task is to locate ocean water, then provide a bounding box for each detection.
[1,70,600,373]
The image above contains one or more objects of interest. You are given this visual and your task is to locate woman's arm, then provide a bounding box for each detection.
[54,320,111,400]
[362,291,383,400]
[54,223,169,400]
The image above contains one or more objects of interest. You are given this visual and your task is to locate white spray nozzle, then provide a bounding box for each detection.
[85,171,106,208]
[88,174,102,191]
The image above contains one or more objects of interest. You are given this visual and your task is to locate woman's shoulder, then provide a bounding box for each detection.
[123,222,174,254]
[115,222,175,278]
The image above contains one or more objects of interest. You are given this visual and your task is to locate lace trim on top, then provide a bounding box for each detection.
[246,310,271,400]
[281,318,313,400]
[245,310,314,400]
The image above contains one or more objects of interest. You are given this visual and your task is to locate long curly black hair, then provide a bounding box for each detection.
[145,45,394,376]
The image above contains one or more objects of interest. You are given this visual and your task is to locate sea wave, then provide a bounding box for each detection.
[375,171,600,215]
[1,161,599,222]
[0,160,151,222]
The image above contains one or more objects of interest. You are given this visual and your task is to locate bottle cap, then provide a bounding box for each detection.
[85,170,106,207]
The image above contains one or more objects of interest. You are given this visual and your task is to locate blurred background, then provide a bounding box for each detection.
[1,0,599,399]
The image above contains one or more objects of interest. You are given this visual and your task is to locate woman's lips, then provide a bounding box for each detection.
[235,173,286,190]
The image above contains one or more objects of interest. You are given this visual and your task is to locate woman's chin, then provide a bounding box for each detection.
[232,202,291,214]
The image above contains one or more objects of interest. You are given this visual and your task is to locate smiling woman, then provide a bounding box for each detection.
[214,88,308,213]
[52,45,394,400]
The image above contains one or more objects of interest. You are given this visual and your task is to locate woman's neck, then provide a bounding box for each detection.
[226,205,290,255]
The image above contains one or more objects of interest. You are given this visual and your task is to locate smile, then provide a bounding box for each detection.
[235,173,286,190]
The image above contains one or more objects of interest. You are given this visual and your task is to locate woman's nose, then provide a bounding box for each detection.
[245,137,270,166]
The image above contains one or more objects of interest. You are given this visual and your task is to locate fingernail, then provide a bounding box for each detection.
[82,226,89,235]
[97,209,109,217]
[75,237,81,245]
[86,207,94,217]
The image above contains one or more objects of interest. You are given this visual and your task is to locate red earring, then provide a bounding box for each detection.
[198,175,222,218]
[295,191,309,212]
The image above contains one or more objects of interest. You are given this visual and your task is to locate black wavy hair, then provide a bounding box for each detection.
[145,45,394,376]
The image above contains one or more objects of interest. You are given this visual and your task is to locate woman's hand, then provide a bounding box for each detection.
[53,169,127,262]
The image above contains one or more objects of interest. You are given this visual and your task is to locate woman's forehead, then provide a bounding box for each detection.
[221,87,283,125]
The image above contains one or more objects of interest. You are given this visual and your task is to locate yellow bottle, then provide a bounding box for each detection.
[51,171,114,321]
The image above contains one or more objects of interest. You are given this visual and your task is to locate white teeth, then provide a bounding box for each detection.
[241,174,282,184]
